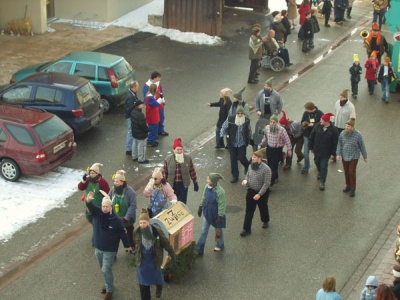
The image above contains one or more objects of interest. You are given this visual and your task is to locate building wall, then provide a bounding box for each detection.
[0,0,46,34]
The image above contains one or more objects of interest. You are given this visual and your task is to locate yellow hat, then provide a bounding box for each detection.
[353,54,359,62]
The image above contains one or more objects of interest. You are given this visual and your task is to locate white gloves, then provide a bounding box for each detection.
[145,178,155,190]
[170,199,178,205]
[242,180,247,186]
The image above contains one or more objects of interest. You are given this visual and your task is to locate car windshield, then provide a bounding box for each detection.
[76,82,98,105]
[37,61,56,72]
[33,115,71,145]
[112,60,133,80]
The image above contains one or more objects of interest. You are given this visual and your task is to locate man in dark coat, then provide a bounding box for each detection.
[130,100,149,163]
[302,11,313,53]
[125,81,140,155]
[309,112,338,191]
[391,264,400,299]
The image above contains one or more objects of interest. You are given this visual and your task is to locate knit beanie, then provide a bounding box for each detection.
[340,89,349,98]
[89,163,103,174]
[270,113,279,122]
[371,51,378,58]
[253,147,267,159]
[220,88,232,97]
[321,113,334,122]
[346,118,355,128]
[233,87,246,100]
[152,167,163,179]
[139,208,150,221]
[173,138,183,149]
[372,22,379,31]
[114,170,126,181]
[236,106,245,114]
[100,190,112,206]
[209,173,224,185]
[279,110,289,126]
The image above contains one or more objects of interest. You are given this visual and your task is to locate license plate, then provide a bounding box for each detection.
[91,115,100,126]
[125,78,134,87]
[54,141,66,153]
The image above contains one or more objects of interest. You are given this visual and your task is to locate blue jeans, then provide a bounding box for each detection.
[229,145,249,179]
[195,217,224,255]
[373,10,385,30]
[158,107,165,133]
[148,123,158,144]
[314,156,330,183]
[367,80,375,94]
[95,248,117,292]
[126,118,132,151]
[381,77,389,101]
[132,138,146,161]
[303,136,310,171]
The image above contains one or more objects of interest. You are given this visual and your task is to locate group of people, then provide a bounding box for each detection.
[124,71,169,164]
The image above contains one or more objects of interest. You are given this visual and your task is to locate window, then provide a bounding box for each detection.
[35,87,62,104]
[2,85,32,103]
[46,62,73,74]
[0,128,7,142]
[98,67,109,81]
[5,124,35,146]
[74,63,96,80]
[76,82,98,105]
[33,116,71,145]
[112,60,133,79]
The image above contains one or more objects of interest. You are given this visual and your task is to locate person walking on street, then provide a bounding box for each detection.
[255,78,283,120]
[365,51,380,95]
[240,148,272,237]
[85,190,132,300]
[248,27,266,84]
[360,275,378,300]
[207,88,232,149]
[364,22,389,64]
[309,113,339,191]
[162,138,199,204]
[259,113,292,185]
[347,0,355,19]
[372,0,389,30]
[287,0,298,29]
[349,54,363,98]
[336,119,367,197]
[334,0,347,25]
[377,57,398,103]
[144,167,177,217]
[321,0,333,27]
[301,102,324,174]
[316,276,342,300]
[125,81,140,156]
[108,170,137,247]
[145,84,162,147]
[131,99,149,163]
[220,106,253,183]
[333,89,356,135]
[302,11,313,52]
[195,173,226,255]
[279,111,304,170]
[78,163,110,243]
[143,71,169,137]
[134,209,176,300]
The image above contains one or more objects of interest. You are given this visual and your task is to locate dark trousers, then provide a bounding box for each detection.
[173,182,189,204]
[347,6,352,17]
[278,48,290,65]
[139,285,162,300]
[314,156,330,183]
[342,159,358,190]
[248,59,259,82]
[351,82,359,96]
[324,11,331,25]
[286,137,304,166]
[334,7,345,22]
[367,80,375,94]
[302,38,311,51]
[126,225,134,247]
[243,188,270,232]
[266,146,283,183]
[229,145,249,179]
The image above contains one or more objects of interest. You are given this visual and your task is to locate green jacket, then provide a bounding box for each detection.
[248,33,263,60]
[134,225,176,269]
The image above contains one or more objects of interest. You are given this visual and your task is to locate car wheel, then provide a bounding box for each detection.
[101,97,111,113]
[0,158,21,182]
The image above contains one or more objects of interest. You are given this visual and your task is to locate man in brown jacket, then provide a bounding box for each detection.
[248,27,266,84]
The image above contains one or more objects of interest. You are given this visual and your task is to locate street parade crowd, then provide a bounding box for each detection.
[76,0,400,299]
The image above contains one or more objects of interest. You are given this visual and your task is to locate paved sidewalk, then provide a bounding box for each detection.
[342,207,400,299]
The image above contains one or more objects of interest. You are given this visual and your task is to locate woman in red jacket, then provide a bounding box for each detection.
[364,51,379,95]
[298,0,311,39]
[145,84,162,147]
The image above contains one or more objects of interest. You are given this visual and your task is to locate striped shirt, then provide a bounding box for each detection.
[260,125,292,150]
[244,162,271,196]
[336,129,367,161]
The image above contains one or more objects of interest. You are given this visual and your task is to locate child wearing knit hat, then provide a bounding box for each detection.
[349,54,362,99]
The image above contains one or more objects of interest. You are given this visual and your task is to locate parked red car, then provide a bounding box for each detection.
[0,104,76,181]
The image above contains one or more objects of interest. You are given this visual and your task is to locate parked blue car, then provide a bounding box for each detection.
[10,51,136,112]
[0,72,103,136]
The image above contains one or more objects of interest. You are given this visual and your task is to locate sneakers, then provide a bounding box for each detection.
[214,246,223,252]
[262,222,269,228]
[240,230,251,237]
[319,182,325,191]
[343,187,351,193]
[138,159,149,164]
[147,142,159,147]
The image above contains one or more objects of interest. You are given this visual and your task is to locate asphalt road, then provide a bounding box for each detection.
[1,2,399,299]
